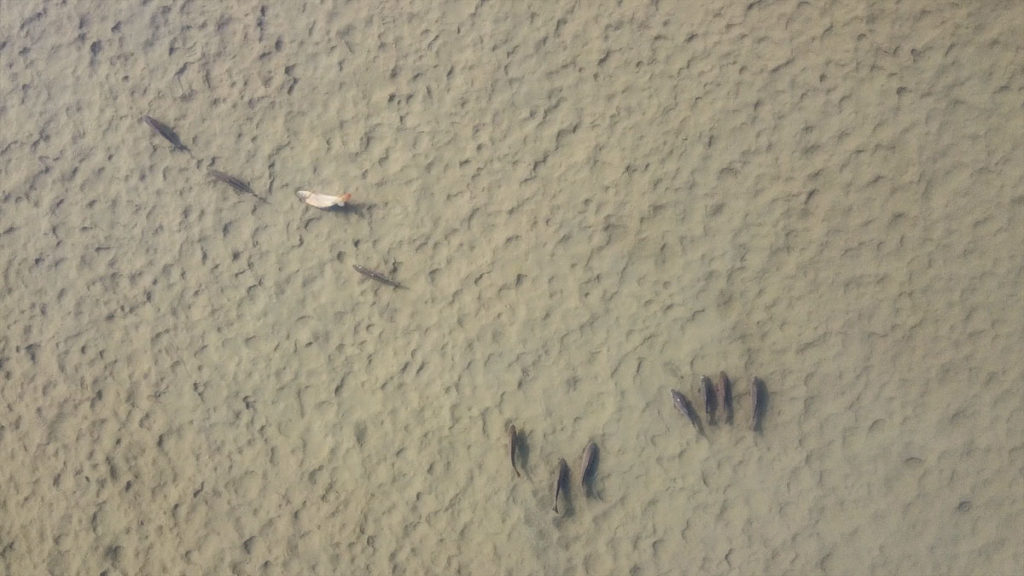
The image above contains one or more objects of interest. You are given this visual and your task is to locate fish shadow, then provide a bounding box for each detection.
[703,381,719,426]
[555,481,575,517]
[516,431,531,478]
[363,277,407,290]
[723,378,735,425]
[328,202,374,217]
[682,395,707,438]
[581,446,600,500]
[752,377,769,434]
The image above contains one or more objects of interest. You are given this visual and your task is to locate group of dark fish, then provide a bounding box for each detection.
[507,424,599,515]
[150,115,768,518]
[507,374,767,516]
[670,371,768,437]
[142,115,264,202]
[142,114,403,289]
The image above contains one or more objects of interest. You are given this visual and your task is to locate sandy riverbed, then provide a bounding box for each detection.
[1,1,1022,574]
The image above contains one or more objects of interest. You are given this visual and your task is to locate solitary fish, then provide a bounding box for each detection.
[700,375,717,425]
[508,424,520,478]
[296,189,352,209]
[670,389,705,438]
[352,264,403,288]
[751,377,766,433]
[553,458,569,513]
[580,442,598,495]
[141,115,189,152]
[716,371,733,425]
[208,170,265,202]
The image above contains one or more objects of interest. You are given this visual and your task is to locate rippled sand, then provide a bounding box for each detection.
[2,1,1022,574]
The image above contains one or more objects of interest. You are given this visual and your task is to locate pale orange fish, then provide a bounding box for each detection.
[296,189,352,209]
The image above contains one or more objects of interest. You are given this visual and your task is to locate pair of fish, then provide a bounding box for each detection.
[710,375,765,432]
[210,172,354,208]
[206,154,394,289]
[143,115,268,203]
[552,441,598,514]
[699,372,735,427]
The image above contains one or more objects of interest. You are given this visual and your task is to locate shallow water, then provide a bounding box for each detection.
[2,1,1022,574]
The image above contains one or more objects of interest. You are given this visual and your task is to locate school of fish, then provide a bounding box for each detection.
[507,371,767,516]
[142,115,772,520]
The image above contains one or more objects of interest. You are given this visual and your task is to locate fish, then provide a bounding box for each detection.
[508,424,520,478]
[208,170,265,202]
[553,458,569,513]
[670,389,705,438]
[141,115,189,152]
[352,264,403,289]
[296,189,352,209]
[716,371,733,425]
[751,377,766,432]
[700,375,717,425]
[580,442,598,495]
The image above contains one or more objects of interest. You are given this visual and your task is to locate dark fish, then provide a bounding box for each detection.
[670,389,705,438]
[553,458,569,513]
[508,424,520,478]
[208,170,264,201]
[751,377,766,433]
[580,442,598,494]
[142,115,190,152]
[716,371,733,425]
[353,264,403,288]
[700,375,717,425]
